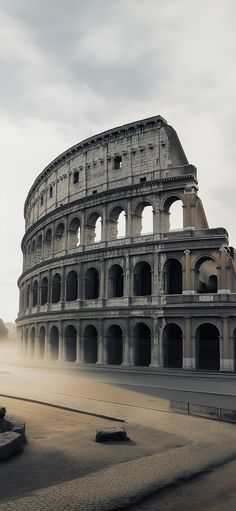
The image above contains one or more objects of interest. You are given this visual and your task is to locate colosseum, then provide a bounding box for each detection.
[17,115,236,372]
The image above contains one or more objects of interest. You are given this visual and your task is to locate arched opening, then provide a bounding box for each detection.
[45,228,52,258]
[32,280,38,307]
[134,323,151,366]
[106,325,123,365]
[133,261,152,296]
[84,268,99,299]
[108,265,124,297]
[163,196,183,232]
[38,326,46,359]
[86,213,102,244]
[108,207,126,240]
[49,326,59,361]
[196,323,220,371]
[52,273,61,303]
[64,325,77,362]
[66,271,78,301]
[26,283,30,309]
[163,324,183,368]
[37,234,43,260]
[41,277,48,305]
[68,218,80,249]
[164,259,182,294]
[54,223,65,253]
[30,327,36,358]
[83,325,98,363]
[195,257,218,293]
[133,202,153,236]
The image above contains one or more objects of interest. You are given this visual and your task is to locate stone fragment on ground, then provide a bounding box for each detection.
[95,426,130,442]
[0,432,23,460]
[0,406,26,460]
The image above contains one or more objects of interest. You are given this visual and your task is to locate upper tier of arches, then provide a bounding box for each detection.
[22,189,209,271]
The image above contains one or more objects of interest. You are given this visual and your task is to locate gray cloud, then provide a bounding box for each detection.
[0,0,236,321]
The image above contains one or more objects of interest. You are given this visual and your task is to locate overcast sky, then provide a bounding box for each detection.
[0,0,236,322]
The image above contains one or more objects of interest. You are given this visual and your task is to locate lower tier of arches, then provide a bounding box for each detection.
[17,317,236,372]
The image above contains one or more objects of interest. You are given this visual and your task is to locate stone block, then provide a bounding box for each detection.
[0,407,6,419]
[0,432,23,461]
[95,427,130,443]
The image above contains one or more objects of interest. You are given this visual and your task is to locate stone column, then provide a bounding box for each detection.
[121,335,130,366]
[126,200,132,239]
[34,328,40,359]
[76,321,82,363]
[220,317,233,371]
[64,215,69,253]
[153,251,160,298]
[183,250,192,294]
[80,209,86,247]
[150,318,160,367]
[218,247,230,293]
[101,205,107,242]
[182,317,192,369]
[58,322,64,361]
[99,259,105,300]
[124,255,131,298]
[60,266,66,307]
[45,324,50,360]
[97,321,105,364]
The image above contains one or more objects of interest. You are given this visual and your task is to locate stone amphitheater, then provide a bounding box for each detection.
[17,115,236,372]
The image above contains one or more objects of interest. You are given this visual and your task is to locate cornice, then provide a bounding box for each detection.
[24,115,167,217]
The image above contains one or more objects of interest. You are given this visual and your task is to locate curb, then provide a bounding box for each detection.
[0,393,125,423]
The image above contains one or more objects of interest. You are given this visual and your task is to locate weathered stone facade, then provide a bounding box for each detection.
[17,115,236,371]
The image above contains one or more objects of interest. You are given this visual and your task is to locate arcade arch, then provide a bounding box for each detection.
[49,326,59,361]
[83,325,98,363]
[106,325,123,365]
[133,323,151,366]
[133,261,152,296]
[64,325,77,362]
[108,264,124,298]
[195,323,220,370]
[66,271,78,301]
[84,267,99,299]
[194,257,218,293]
[163,259,182,294]
[163,324,183,368]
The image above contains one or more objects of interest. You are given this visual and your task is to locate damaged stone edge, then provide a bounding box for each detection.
[170,400,236,423]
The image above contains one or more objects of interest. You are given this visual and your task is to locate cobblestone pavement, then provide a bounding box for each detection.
[0,441,236,511]
[1,363,236,510]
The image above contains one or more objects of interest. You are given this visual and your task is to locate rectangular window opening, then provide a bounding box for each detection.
[140,177,147,183]
[114,155,122,170]
[73,170,79,184]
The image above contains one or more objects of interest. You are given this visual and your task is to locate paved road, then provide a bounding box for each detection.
[1,355,236,510]
[0,359,236,412]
